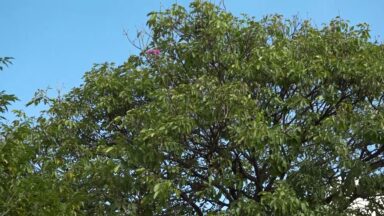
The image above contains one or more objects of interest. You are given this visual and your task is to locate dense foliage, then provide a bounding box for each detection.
[1,1,384,215]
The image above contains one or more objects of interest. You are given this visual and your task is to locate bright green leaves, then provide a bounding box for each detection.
[260,183,311,216]
[153,181,173,201]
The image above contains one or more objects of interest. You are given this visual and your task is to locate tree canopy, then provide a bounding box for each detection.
[1,1,384,215]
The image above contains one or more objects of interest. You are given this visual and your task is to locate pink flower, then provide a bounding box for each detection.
[145,49,161,55]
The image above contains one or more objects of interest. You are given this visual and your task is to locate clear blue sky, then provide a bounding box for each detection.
[1,0,383,118]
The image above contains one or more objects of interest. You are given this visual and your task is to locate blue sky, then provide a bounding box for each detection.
[1,0,383,118]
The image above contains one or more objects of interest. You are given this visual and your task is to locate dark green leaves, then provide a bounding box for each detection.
[0,57,13,71]
[0,91,17,114]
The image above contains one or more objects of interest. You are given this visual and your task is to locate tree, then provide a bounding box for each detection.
[2,1,384,215]
[0,57,17,116]
[0,57,13,71]
[0,58,81,215]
